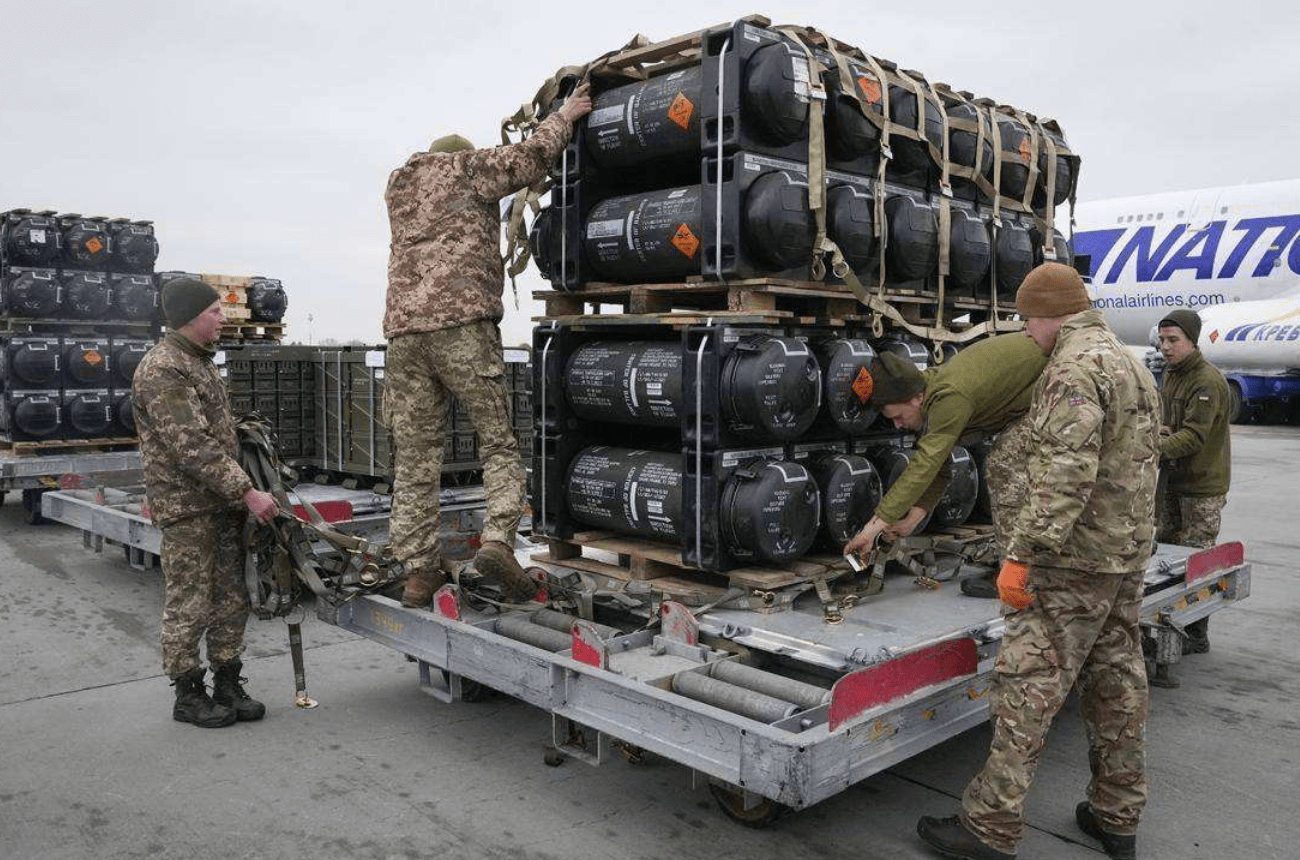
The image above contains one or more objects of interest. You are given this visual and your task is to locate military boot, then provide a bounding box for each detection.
[172,668,236,728]
[1181,617,1210,654]
[1075,802,1137,860]
[211,659,266,722]
[400,567,447,608]
[960,571,999,598]
[474,540,538,602]
[916,815,1016,860]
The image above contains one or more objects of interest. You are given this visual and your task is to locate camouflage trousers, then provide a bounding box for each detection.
[160,510,249,678]
[1158,492,1225,548]
[384,321,524,574]
[984,415,1032,557]
[960,566,1149,853]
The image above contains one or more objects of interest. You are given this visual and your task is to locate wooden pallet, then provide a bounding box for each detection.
[220,322,284,342]
[532,529,852,593]
[0,436,139,455]
[537,277,1012,328]
[0,316,156,334]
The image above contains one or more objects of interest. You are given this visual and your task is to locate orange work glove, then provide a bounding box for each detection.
[997,560,1032,610]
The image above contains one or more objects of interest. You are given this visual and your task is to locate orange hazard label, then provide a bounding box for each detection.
[1018,137,1032,162]
[857,75,882,104]
[851,366,874,403]
[225,291,239,303]
[1209,329,1220,344]
[84,350,103,366]
[668,92,694,131]
[672,223,700,258]
[85,237,104,254]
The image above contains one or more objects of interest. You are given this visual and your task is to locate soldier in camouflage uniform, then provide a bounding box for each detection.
[134,278,279,729]
[918,264,1160,860]
[1155,309,1231,654]
[383,83,592,607]
[844,335,1047,598]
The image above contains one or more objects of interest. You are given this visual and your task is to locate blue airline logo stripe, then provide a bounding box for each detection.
[1073,214,1300,284]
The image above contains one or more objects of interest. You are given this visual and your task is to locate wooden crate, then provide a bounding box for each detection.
[0,436,139,455]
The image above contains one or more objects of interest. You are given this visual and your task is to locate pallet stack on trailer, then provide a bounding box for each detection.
[522,15,1078,600]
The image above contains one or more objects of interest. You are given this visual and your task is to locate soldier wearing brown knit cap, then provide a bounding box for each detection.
[918,261,1161,860]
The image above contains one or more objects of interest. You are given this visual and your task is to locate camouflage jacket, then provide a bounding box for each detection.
[1160,349,1231,496]
[876,334,1047,523]
[132,332,251,527]
[383,112,574,338]
[1006,310,1161,573]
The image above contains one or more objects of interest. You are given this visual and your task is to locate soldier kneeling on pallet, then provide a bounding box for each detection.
[382,82,592,607]
[134,278,280,728]
[844,334,1048,593]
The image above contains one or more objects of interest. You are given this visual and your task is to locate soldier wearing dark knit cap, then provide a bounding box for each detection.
[844,335,1048,583]
[133,277,279,729]
[1155,307,1231,656]
[918,262,1161,860]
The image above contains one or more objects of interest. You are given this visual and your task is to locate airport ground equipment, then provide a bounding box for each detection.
[37,439,1249,823]
[317,538,1248,825]
[0,446,141,525]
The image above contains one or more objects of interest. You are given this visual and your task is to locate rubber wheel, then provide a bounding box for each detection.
[1227,381,1246,424]
[708,783,786,828]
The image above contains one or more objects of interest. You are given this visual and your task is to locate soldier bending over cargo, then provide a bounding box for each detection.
[133,278,279,728]
[917,263,1160,860]
[383,83,592,607]
[843,334,1047,595]
[1155,308,1231,655]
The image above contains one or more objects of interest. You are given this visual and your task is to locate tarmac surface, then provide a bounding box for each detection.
[1,423,1297,860]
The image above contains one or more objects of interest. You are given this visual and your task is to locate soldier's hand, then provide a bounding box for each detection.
[845,516,887,557]
[558,82,593,123]
[996,560,1032,610]
[243,488,280,524]
[886,506,928,538]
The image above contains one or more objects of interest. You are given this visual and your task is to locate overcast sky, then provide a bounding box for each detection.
[4,0,1297,347]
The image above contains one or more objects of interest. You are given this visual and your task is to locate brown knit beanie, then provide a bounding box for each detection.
[1159,309,1202,345]
[1015,262,1091,317]
[868,351,927,406]
[162,277,220,328]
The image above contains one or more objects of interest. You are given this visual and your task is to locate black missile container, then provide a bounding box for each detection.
[807,335,878,436]
[2,267,60,317]
[248,277,288,323]
[113,391,136,436]
[802,449,882,550]
[62,271,112,320]
[109,274,158,321]
[62,390,113,439]
[109,337,151,388]
[870,442,979,533]
[63,337,110,390]
[58,215,111,272]
[1,210,61,268]
[106,219,158,274]
[1,391,61,441]
[2,336,63,390]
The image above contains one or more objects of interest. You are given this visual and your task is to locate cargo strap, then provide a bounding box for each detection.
[779,28,980,346]
[236,416,393,621]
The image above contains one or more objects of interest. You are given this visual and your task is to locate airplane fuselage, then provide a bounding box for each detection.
[1071,179,1300,344]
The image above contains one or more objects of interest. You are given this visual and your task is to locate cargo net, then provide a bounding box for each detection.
[504,15,1080,347]
[236,416,398,619]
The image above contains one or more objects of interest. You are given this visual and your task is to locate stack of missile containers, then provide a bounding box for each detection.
[0,208,162,445]
[528,18,1079,575]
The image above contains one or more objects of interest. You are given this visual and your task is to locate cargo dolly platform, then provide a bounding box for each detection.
[320,540,1249,824]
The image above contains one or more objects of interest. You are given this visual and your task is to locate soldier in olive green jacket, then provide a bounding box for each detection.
[843,334,1047,596]
[1155,308,1231,654]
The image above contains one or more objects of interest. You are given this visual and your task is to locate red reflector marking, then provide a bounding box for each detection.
[292,500,353,523]
[829,638,978,732]
[571,622,607,669]
[1186,541,1244,584]
[433,586,461,621]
